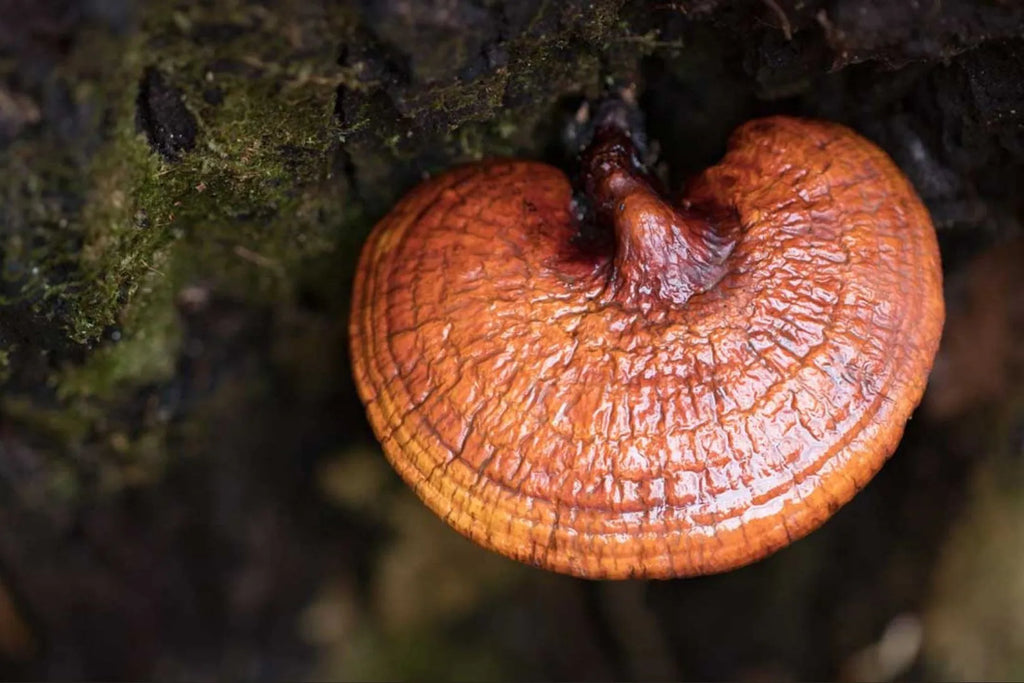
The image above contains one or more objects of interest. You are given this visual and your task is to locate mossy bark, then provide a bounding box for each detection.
[0,1,647,676]
[0,0,643,481]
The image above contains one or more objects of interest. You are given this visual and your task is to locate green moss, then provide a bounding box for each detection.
[46,1,355,399]
[2,0,645,501]
[128,1,352,296]
[71,112,173,344]
[56,264,178,401]
[2,2,361,489]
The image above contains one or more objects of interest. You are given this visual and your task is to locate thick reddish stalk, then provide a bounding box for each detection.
[581,125,736,304]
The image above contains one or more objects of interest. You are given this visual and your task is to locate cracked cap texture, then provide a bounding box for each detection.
[350,116,944,579]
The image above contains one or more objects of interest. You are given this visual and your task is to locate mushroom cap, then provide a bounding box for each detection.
[350,116,944,579]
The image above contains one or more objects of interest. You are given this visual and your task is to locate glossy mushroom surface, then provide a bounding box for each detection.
[350,116,944,579]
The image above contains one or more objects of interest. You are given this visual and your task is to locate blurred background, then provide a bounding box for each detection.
[0,0,1022,680]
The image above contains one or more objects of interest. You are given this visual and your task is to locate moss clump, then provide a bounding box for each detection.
[2,1,357,481]
[1,0,647,497]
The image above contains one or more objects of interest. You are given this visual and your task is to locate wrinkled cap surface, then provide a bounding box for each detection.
[350,117,944,579]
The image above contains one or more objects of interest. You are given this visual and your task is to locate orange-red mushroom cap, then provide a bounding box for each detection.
[349,116,944,579]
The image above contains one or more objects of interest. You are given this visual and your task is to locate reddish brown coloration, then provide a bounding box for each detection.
[350,116,944,579]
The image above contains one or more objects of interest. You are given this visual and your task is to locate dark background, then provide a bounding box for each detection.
[0,0,1022,679]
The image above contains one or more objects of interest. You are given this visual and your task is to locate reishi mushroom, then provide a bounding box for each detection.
[349,112,944,579]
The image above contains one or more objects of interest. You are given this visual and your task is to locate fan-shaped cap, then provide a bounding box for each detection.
[350,116,944,579]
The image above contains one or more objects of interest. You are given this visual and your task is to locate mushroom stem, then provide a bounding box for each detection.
[582,124,735,305]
